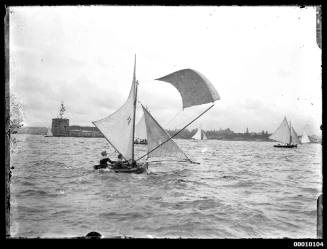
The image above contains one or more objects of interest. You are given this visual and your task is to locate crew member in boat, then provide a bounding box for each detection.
[111,154,127,169]
[99,151,112,167]
[130,160,137,168]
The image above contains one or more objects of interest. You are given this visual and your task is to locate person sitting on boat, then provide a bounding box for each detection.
[112,154,127,169]
[130,160,137,168]
[99,151,112,167]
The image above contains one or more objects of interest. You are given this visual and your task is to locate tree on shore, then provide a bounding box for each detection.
[9,94,24,154]
[10,94,24,133]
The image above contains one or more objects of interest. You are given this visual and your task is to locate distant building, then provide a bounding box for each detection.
[52,118,69,136]
[51,118,103,137]
[51,102,103,138]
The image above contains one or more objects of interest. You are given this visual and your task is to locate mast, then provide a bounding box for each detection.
[132,81,138,162]
[131,55,137,163]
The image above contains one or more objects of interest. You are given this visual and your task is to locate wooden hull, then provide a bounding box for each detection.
[274,144,297,148]
[93,162,148,174]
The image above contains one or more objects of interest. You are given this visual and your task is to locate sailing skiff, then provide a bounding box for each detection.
[92,56,220,173]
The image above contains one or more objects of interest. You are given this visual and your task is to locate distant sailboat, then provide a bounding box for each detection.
[300,131,311,144]
[44,127,53,137]
[92,57,220,172]
[134,114,147,144]
[269,117,300,148]
[192,127,207,140]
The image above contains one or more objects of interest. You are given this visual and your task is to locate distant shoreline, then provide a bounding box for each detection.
[14,133,274,142]
[15,127,321,143]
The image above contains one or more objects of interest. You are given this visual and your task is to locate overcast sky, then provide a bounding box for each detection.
[9,6,321,134]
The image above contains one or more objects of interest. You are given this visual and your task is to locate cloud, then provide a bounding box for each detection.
[8,6,322,135]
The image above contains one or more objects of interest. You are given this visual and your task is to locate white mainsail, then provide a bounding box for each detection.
[290,126,301,144]
[156,69,220,109]
[192,128,207,140]
[47,127,53,136]
[139,105,190,161]
[301,131,311,143]
[192,128,202,140]
[135,114,147,140]
[269,117,300,145]
[269,117,291,144]
[93,57,137,161]
[152,68,219,155]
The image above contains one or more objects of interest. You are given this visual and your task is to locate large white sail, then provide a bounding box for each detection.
[155,68,219,151]
[135,114,147,140]
[269,117,291,144]
[291,126,301,144]
[301,131,311,143]
[156,69,220,109]
[93,58,137,161]
[139,105,190,161]
[192,128,202,140]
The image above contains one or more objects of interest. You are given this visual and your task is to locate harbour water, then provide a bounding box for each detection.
[9,134,322,238]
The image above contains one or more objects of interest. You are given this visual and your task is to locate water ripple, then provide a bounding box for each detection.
[10,135,322,238]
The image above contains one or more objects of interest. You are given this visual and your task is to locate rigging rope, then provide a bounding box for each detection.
[136,104,214,162]
[163,109,184,128]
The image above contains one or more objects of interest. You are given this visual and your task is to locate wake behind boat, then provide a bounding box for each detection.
[269,117,300,148]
